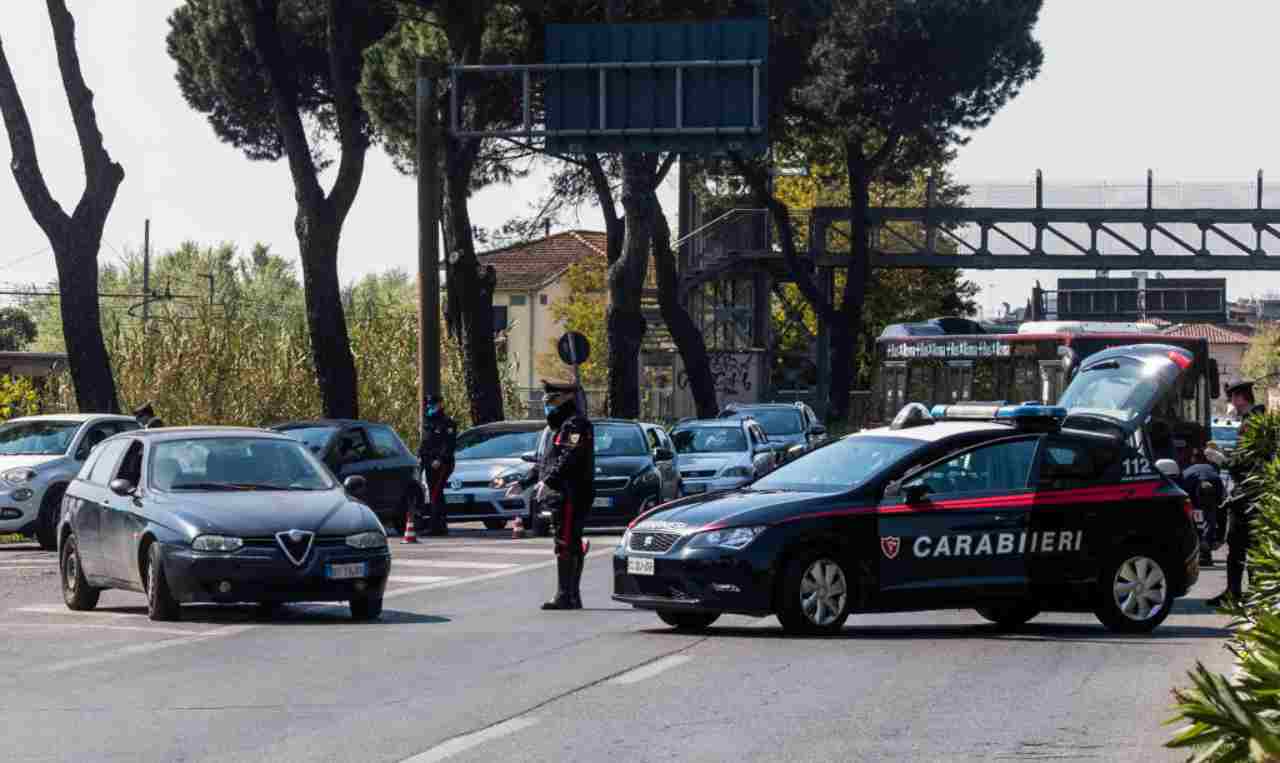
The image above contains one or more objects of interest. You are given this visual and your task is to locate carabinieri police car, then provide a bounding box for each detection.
[614,344,1201,635]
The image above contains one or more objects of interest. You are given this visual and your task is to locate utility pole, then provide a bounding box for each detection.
[142,219,151,383]
[417,59,443,408]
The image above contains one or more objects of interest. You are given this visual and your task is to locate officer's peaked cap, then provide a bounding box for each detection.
[133,402,156,418]
[1225,380,1256,397]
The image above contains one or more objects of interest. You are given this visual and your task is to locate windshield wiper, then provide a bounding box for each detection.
[226,483,317,491]
[168,482,249,491]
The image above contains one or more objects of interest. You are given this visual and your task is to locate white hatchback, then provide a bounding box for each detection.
[670,418,780,497]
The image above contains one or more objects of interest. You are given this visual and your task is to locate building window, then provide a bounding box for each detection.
[493,306,509,332]
[539,294,549,305]
[510,294,527,306]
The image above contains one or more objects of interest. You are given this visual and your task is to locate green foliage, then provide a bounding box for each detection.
[0,307,37,351]
[540,255,609,387]
[1168,412,1280,759]
[0,376,40,422]
[1241,327,1280,387]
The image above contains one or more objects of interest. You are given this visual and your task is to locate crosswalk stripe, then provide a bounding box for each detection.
[388,575,453,585]
[421,547,552,557]
[391,560,518,570]
[0,565,57,571]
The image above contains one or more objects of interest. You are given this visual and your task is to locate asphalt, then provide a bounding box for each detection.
[0,528,1237,762]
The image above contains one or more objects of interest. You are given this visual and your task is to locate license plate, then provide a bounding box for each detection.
[627,557,654,576]
[445,493,469,504]
[684,483,706,494]
[593,497,612,508]
[326,562,367,580]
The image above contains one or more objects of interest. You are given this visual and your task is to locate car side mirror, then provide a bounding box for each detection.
[1154,459,1180,478]
[654,448,674,461]
[343,475,367,494]
[811,425,827,436]
[109,478,135,497]
[902,480,931,504]
[520,451,537,463]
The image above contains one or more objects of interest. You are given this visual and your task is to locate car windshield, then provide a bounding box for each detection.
[276,426,339,456]
[751,436,920,493]
[672,427,747,454]
[151,437,334,492]
[1057,356,1164,423]
[744,410,803,436]
[1212,426,1239,443]
[0,420,81,456]
[594,424,649,457]
[456,429,541,460]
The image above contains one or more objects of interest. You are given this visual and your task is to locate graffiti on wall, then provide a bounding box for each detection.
[677,351,757,398]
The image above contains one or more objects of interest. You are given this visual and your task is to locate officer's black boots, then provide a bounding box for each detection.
[542,558,577,610]
[568,555,585,609]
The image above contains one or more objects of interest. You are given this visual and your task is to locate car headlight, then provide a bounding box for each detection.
[787,444,805,456]
[490,471,526,490]
[345,530,388,549]
[191,535,243,552]
[720,465,753,479]
[687,525,766,550]
[2,468,36,485]
[11,488,33,502]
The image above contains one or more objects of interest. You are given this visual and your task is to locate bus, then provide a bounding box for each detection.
[871,318,1219,433]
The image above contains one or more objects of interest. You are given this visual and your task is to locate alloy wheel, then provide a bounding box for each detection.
[1112,555,1168,621]
[799,558,848,627]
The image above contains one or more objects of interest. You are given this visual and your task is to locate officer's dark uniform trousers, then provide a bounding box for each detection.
[418,412,457,535]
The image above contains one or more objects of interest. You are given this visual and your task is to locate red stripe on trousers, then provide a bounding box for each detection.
[559,499,574,555]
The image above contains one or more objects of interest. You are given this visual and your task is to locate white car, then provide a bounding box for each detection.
[669,418,781,497]
[0,414,140,548]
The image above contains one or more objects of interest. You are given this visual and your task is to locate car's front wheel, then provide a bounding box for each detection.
[483,519,508,531]
[35,485,65,550]
[145,543,181,622]
[1094,549,1173,633]
[60,533,99,611]
[975,602,1041,630]
[350,594,383,621]
[657,610,720,632]
[777,553,853,635]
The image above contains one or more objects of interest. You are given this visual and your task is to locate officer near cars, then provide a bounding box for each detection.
[133,402,164,429]
[535,380,594,610]
[1177,430,1224,568]
[1206,380,1268,606]
[417,394,457,537]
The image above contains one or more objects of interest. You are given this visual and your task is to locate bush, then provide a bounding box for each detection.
[1167,413,1280,760]
[0,376,41,422]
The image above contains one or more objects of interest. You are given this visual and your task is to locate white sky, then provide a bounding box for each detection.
[2,1,1278,314]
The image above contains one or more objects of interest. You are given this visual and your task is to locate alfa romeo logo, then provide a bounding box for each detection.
[450,478,462,490]
[880,536,901,560]
[644,535,653,547]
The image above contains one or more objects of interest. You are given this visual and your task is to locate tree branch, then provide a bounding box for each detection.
[586,153,622,259]
[325,0,369,222]
[47,0,121,191]
[655,151,677,186]
[237,0,326,213]
[0,32,67,236]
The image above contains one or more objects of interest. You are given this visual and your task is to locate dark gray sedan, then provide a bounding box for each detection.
[58,427,391,622]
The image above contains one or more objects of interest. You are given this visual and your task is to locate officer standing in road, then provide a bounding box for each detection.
[133,402,165,429]
[535,380,594,610]
[1206,380,1268,606]
[418,394,457,537]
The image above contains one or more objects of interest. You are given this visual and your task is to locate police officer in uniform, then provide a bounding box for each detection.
[133,402,164,429]
[1177,430,1223,568]
[535,380,594,610]
[1206,380,1267,606]
[417,394,457,537]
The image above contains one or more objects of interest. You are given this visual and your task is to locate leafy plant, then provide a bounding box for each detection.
[0,376,40,422]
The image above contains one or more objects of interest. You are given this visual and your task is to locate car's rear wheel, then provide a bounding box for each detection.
[144,543,181,622]
[35,485,65,550]
[975,602,1041,630]
[657,610,720,632]
[60,533,99,611]
[777,553,852,635]
[350,594,383,621]
[1094,549,1173,633]
[483,519,508,531]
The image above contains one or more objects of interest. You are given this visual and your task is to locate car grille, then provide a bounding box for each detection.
[681,470,717,479]
[628,531,681,553]
[242,536,346,548]
[594,477,629,490]
[461,480,490,489]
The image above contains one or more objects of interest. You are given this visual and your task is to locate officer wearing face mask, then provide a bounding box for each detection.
[417,394,457,537]
[534,380,594,610]
[1205,380,1268,607]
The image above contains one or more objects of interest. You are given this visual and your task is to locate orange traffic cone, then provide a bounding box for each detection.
[512,517,526,539]
[402,512,419,544]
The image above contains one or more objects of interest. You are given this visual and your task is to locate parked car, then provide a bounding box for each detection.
[719,402,827,461]
[272,420,421,532]
[58,427,390,621]
[438,420,543,530]
[527,419,679,534]
[0,414,139,549]
[669,417,781,496]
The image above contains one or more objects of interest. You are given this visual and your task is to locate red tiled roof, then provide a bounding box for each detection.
[1160,323,1252,344]
[478,230,607,290]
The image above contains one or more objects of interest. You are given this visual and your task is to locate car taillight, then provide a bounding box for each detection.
[1182,498,1195,521]
[1167,350,1192,370]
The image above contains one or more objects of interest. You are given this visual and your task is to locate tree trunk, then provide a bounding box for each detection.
[52,238,119,413]
[607,154,656,419]
[653,197,717,418]
[827,157,873,424]
[296,210,358,418]
[442,140,505,424]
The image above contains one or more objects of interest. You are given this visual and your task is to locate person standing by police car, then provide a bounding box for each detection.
[1177,433,1223,569]
[1206,380,1267,607]
[418,394,457,537]
[534,380,594,610]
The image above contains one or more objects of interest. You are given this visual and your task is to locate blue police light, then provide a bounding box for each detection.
[929,404,1002,421]
[994,404,1067,432]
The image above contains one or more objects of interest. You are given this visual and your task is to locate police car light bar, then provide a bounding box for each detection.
[931,403,1067,432]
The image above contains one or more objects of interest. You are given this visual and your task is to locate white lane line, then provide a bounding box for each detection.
[37,625,257,674]
[15,604,140,620]
[1,623,197,637]
[402,717,538,763]
[0,565,57,571]
[608,655,692,685]
[422,547,552,556]
[392,560,517,570]
[0,558,56,564]
[387,575,453,585]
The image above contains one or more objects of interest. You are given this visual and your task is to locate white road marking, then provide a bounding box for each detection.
[391,559,518,570]
[383,549,613,601]
[387,575,453,585]
[15,604,140,620]
[37,625,257,674]
[0,565,57,571]
[421,547,553,556]
[608,655,692,685]
[1,622,196,637]
[402,717,539,763]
